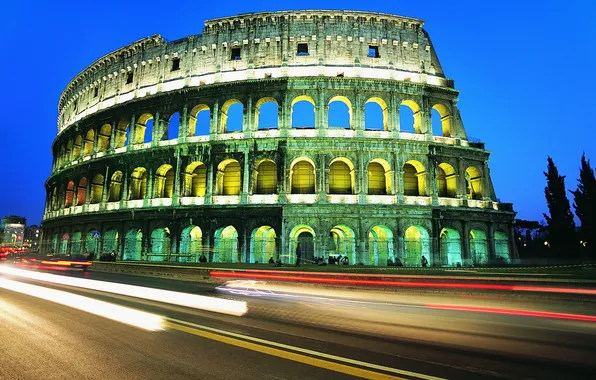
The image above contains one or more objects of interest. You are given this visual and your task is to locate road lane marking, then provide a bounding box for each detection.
[0,278,165,331]
[166,318,445,380]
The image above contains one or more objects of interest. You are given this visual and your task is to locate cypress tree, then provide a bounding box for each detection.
[543,157,576,259]
[571,153,596,260]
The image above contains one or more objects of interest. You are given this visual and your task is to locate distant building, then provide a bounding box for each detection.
[0,215,26,248]
[24,224,42,251]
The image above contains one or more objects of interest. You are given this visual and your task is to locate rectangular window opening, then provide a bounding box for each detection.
[171,57,180,71]
[297,43,309,56]
[231,47,241,60]
[126,72,133,84]
[93,87,98,98]
[368,45,380,58]
[336,72,344,78]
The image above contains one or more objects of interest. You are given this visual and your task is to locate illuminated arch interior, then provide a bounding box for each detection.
[109,171,123,202]
[77,177,87,205]
[154,164,174,198]
[184,162,207,196]
[255,159,277,194]
[217,159,241,195]
[250,226,276,264]
[290,159,315,194]
[83,129,95,157]
[465,166,483,200]
[368,159,391,195]
[440,227,462,266]
[115,120,129,148]
[437,163,457,197]
[329,224,356,264]
[150,227,171,259]
[130,167,147,200]
[90,174,104,203]
[65,181,75,207]
[124,228,142,260]
[403,160,426,196]
[102,228,118,254]
[404,225,430,267]
[214,225,238,263]
[329,158,354,194]
[180,225,203,259]
[494,231,510,263]
[368,225,394,265]
[469,229,488,265]
[288,224,315,264]
[97,124,112,152]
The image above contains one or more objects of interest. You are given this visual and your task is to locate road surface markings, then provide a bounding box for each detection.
[166,318,445,380]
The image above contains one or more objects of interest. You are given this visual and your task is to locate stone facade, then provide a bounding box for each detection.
[42,10,517,266]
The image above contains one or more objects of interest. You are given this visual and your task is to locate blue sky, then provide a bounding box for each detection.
[0,1,594,225]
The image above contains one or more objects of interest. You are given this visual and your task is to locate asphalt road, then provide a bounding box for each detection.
[1,266,595,380]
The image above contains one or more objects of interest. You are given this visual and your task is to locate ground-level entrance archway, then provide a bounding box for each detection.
[368,225,394,265]
[440,227,462,266]
[214,226,238,263]
[250,226,276,264]
[124,228,142,260]
[469,229,488,266]
[404,225,431,267]
[288,224,315,265]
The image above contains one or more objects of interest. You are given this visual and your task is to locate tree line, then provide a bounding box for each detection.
[515,154,595,262]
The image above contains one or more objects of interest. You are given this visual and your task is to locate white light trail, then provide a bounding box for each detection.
[0,266,247,316]
[0,278,164,331]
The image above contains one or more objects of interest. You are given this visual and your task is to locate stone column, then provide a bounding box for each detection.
[128,115,136,150]
[487,222,495,263]
[205,160,214,205]
[211,101,219,137]
[145,170,154,206]
[179,104,188,143]
[173,150,182,204]
[428,158,438,205]
[101,166,110,205]
[92,128,99,154]
[120,172,129,205]
[241,151,250,204]
[461,222,471,266]
[109,121,117,150]
[244,96,253,139]
[391,95,400,137]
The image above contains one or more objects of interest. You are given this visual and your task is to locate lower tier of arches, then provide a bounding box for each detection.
[40,206,517,267]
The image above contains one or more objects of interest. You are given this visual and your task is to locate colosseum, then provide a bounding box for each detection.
[41,10,517,267]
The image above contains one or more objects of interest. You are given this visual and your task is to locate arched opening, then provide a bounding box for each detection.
[250,226,276,264]
[57,185,65,210]
[214,226,238,263]
[440,228,462,266]
[65,141,73,164]
[135,113,154,144]
[97,124,112,152]
[108,171,123,202]
[329,225,356,264]
[403,160,426,196]
[328,96,352,129]
[60,233,69,255]
[65,181,75,207]
[364,97,388,131]
[115,120,129,148]
[432,104,451,137]
[71,231,82,256]
[255,98,278,130]
[167,112,180,140]
[154,164,174,198]
[150,227,171,260]
[329,158,354,194]
[90,174,104,203]
[73,135,82,159]
[465,166,483,200]
[184,162,207,196]
[368,225,394,265]
[217,160,241,195]
[368,160,391,195]
[85,229,99,258]
[51,233,59,253]
[400,100,422,133]
[130,168,147,200]
[124,228,142,260]
[180,226,203,261]
[437,163,457,197]
[404,225,431,267]
[290,159,315,194]
[288,224,315,264]
[494,231,510,264]
[77,177,87,205]
[255,160,277,194]
[291,95,315,128]
[189,104,211,136]
[83,129,95,157]
[221,100,243,133]
[469,229,488,266]
[102,229,118,255]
